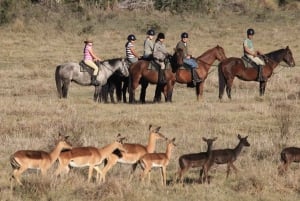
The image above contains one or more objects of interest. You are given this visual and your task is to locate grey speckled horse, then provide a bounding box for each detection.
[55,58,129,102]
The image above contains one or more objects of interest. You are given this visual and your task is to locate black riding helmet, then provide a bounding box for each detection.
[181,32,188,39]
[147,29,155,36]
[157,33,165,40]
[127,34,136,41]
[247,28,255,36]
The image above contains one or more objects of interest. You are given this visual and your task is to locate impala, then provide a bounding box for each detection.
[99,125,167,182]
[177,137,217,183]
[139,138,176,186]
[10,134,71,185]
[202,134,250,180]
[278,146,300,175]
[55,140,126,183]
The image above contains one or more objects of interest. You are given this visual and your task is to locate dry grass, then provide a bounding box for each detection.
[0,5,300,201]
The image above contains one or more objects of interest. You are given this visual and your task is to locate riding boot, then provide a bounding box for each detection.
[91,75,100,86]
[158,69,166,85]
[191,68,201,85]
[258,65,266,81]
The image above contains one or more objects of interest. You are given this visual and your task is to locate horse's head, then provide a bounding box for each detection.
[283,46,295,67]
[215,45,227,61]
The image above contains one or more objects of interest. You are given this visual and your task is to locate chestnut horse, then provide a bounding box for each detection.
[128,55,181,103]
[218,46,295,100]
[170,45,227,100]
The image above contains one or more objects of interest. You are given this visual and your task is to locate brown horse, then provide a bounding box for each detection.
[128,55,181,103]
[170,45,227,100]
[218,46,295,100]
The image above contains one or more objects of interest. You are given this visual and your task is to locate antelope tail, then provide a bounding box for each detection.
[280,151,287,163]
[10,155,20,170]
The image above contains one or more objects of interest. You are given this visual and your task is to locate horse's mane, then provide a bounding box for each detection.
[265,48,286,63]
[102,58,122,66]
[198,45,221,58]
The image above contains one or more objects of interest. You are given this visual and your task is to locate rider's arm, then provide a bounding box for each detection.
[89,48,102,61]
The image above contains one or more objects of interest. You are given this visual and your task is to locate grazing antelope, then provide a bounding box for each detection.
[99,125,167,182]
[10,134,71,185]
[278,147,300,175]
[202,134,250,180]
[177,137,217,183]
[139,138,176,186]
[55,140,126,183]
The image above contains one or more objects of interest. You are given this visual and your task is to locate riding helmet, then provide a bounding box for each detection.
[147,29,155,36]
[181,32,189,39]
[247,28,255,36]
[157,32,165,39]
[127,34,136,41]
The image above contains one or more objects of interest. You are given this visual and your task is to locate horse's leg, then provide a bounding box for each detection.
[129,76,139,104]
[196,81,204,101]
[94,86,101,102]
[153,84,162,103]
[62,80,70,98]
[259,81,267,96]
[109,83,115,103]
[218,67,226,100]
[115,80,122,102]
[140,80,149,104]
[226,78,234,99]
[101,84,108,103]
[122,77,129,103]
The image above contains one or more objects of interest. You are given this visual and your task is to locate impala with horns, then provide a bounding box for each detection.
[99,125,167,182]
[201,134,250,180]
[55,139,126,183]
[10,134,72,185]
[139,138,176,186]
[177,137,217,183]
[278,146,300,175]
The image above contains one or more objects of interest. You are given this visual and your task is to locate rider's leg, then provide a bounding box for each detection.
[84,60,100,86]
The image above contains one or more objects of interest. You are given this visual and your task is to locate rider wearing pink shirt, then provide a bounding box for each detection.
[83,38,102,86]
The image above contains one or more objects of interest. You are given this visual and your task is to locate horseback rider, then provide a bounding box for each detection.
[143,29,155,60]
[83,38,102,86]
[153,32,170,84]
[243,28,266,81]
[175,32,199,84]
[125,34,140,64]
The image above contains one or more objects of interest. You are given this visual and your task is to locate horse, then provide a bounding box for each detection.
[55,58,129,102]
[218,46,295,100]
[168,45,227,101]
[100,72,129,103]
[128,56,180,104]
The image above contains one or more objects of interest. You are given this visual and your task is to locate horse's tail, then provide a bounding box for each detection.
[55,65,63,98]
[218,62,226,100]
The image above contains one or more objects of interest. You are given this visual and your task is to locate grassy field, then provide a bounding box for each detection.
[0,3,300,201]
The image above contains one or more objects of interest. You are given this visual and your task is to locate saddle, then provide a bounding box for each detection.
[79,60,100,75]
[241,56,260,68]
[147,59,171,71]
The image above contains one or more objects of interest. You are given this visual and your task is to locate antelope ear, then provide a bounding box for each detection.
[155,127,161,132]
[148,124,152,131]
[237,134,242,139]
[213,137,218,141]
[286,46,289,50]
[202,137,207,141]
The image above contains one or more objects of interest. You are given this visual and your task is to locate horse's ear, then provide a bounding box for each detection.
[217,44,220,47]
[286,46,289,49]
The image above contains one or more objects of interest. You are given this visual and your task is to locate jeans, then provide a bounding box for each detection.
[183,58,198,68]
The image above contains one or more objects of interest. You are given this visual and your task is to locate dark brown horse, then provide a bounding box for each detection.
[170,45,227,100]
[218,46,295,100]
